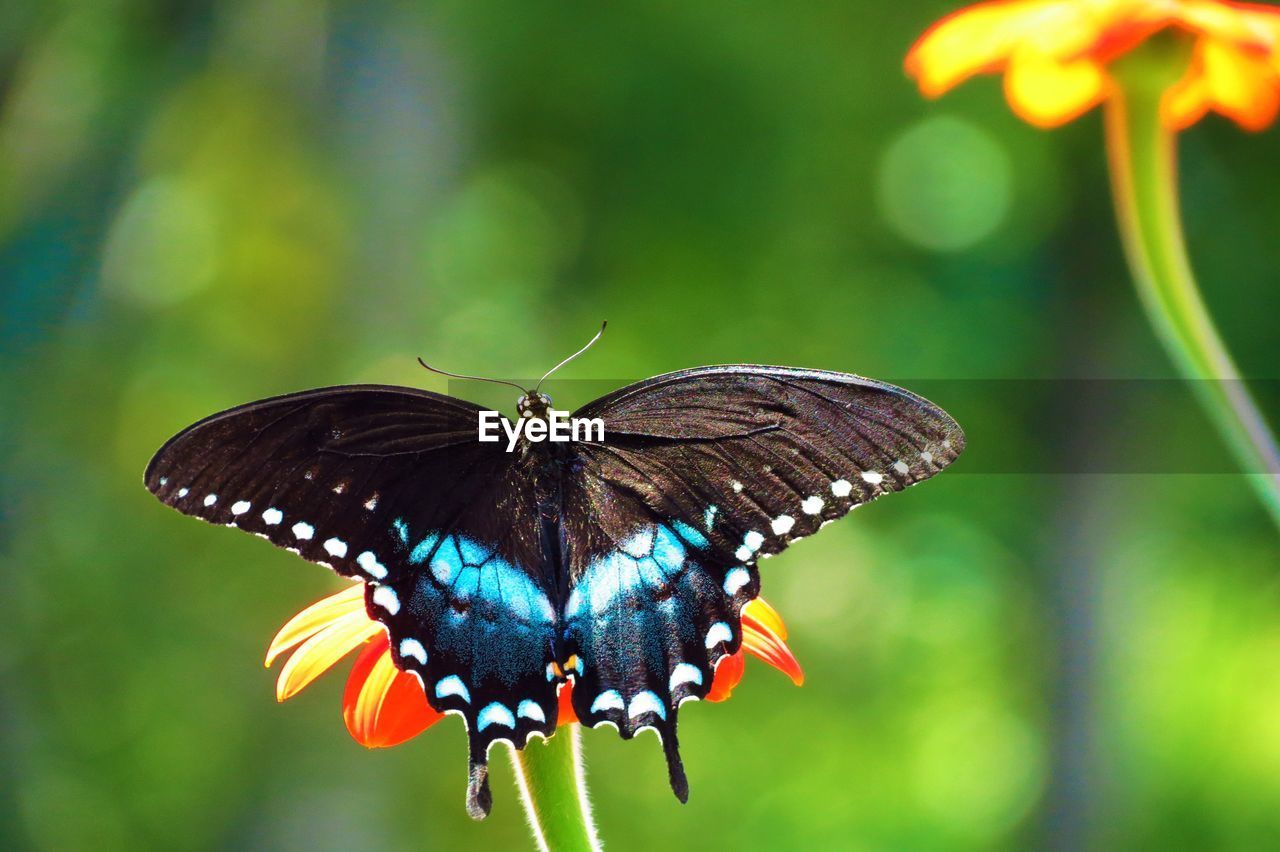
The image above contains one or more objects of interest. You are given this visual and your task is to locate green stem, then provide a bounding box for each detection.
[1105,49,1280,529]
[509,725,600,852]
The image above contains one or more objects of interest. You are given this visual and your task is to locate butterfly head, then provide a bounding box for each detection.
[516,391,553,419]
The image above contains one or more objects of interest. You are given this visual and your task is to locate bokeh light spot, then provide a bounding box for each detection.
[877,115,1012,252]
[912,698,1045,839]
[101,176,219,306]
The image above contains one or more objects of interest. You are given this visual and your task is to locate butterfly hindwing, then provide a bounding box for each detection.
[560,475,758,799]
[369,486,561,818]
[144,386,560,815]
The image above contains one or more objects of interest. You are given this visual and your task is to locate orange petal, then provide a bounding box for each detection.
[1199,36,1280,130]
[906,0,1080,97]
[557,681,578,726]
[742,614,805,687]
[265,582,366,667]
[274,608,382,701]
[343,635,444,748]
[706,651,745,703]
[1004,48,1110,127]
[742,596,788,641]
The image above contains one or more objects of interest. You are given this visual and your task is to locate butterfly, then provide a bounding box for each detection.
[144,325,964,818]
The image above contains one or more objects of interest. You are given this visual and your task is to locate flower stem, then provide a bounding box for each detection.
[1105,50,1280,529]
[509,725,600,852]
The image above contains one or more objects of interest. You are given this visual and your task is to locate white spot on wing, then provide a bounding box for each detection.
[262,508,283,525]
[323,537,348,558]
[628,691,666,720]
[399,638,427,665]
[743,530,765,551]
[591,690,625,714]
[861,471,884,485]
[893,460,909,475]
[922,451,934,464]
[731,480,743,493]
[771,514,795,536]
[831,479,853,497]
[356,551,387,580]
[291,522,314,540]
[231,500,251,515]
[705,622,733,649]
[723,567,751,596]
[177,488,189,498]
[669,663,704,692]
[372,585,400,615]
[436,675,470,704]
[734,546,753,562]
[364,495,379,511]
[518,700,546,723]
[203,494,218,507]
[802,495,824,515]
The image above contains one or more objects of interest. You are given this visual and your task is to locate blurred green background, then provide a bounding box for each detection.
[2,2,1278,849]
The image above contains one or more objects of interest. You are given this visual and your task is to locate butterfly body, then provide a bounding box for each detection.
[145,364,964,817]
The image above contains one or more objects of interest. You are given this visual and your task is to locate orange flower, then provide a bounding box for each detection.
[265,583,804,748]
[906,0,1280,130]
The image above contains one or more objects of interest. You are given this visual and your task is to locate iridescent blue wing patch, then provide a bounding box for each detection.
[373,522,560,818]
[561,508,753,800]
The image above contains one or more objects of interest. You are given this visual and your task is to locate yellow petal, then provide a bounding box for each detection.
[907,0,1064,97]
[1163,41,1214,129]
[1200,37,1280,131]
[275,608,382,701]
[1004,49,1109,127]
[742,596,787,641]
[265,582,367,667]
[1177,1,1278,54]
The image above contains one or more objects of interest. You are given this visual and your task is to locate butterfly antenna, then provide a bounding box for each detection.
[534,321,607,393]
[415,358,529,394]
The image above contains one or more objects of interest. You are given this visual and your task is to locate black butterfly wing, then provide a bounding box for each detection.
[144,386,559,816]
[559,476,740,801]
[564,365,964,797]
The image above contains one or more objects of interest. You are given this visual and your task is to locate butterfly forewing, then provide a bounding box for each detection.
[145,386,492,578]
[573,366,964,565]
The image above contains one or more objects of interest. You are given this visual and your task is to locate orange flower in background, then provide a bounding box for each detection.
[265,583,803,748]
[906,0,1280,130]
